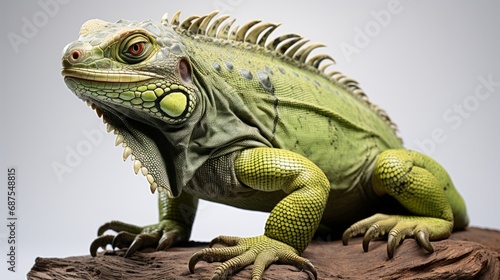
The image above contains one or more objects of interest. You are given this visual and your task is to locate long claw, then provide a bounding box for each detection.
[90,235,114,257]
[341,236,349,246]
[303,260,318,280]
[341,229,353,246]
[416,230,434,253]
[125,237,144,257]
[188,251,204,273]
[362,234,371,253]
[279,252,317,280]
[157,231,176,251]
[362,225,381,252]
[124,233,160,257]
[387,234,397,259]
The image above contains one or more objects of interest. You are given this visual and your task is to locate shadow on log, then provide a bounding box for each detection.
[28,227,500,279]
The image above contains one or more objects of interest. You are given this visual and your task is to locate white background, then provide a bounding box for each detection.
[1,0,499,279]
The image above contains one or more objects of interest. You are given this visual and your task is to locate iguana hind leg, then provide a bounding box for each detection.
[342,149,468,258]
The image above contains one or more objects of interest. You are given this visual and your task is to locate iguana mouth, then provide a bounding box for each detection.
[62,68,163,83]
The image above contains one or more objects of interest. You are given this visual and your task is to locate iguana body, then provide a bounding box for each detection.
[61,11,468,279]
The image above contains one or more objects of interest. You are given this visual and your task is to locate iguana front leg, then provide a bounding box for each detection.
[342,149,469,258]
[90,190,198,257]
[189,147,330,280]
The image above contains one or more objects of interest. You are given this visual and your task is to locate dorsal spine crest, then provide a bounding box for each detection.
[161,11,399,137]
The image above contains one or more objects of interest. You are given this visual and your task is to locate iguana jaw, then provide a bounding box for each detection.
[62,74,180,198]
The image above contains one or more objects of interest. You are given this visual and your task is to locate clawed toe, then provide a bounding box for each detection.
[189,235,317,280]
[89,219,190,258]
[90,235,114,257]
[343,214,444,259]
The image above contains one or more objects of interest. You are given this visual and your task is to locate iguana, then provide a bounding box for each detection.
[61,10,469,279]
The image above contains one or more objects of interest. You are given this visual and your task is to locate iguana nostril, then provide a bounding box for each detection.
[68,49,83,63]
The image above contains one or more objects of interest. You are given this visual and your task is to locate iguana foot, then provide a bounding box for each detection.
[342,213,452,258]
[90,220,189,257]
[189,235,317,280]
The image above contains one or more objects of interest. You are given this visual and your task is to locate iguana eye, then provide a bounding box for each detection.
[127,42,145,56]
[120,34,152,64]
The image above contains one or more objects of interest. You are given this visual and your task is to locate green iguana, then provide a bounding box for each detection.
[61,10,469,279]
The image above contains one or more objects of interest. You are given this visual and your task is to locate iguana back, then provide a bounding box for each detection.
[174,11,403,192]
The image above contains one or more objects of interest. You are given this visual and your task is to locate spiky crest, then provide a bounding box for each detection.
[161,11,399,136]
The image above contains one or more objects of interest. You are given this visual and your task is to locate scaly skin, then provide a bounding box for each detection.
[61,11,468,279]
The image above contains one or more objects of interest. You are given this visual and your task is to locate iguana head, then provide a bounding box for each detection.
[62,16,199,198]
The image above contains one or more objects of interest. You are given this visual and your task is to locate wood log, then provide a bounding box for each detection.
[28,227,500,279]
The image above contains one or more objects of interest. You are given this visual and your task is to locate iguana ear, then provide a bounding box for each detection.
[178,58,192,83]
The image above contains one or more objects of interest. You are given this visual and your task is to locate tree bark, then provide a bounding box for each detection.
[28,227,500,279]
